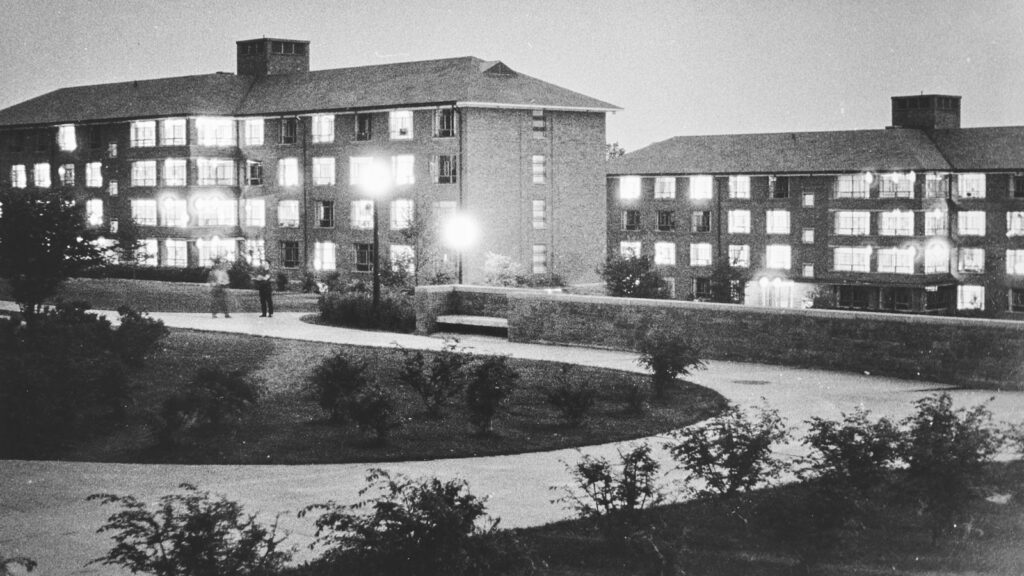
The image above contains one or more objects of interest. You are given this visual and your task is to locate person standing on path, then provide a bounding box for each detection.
[252,262,274,317]
[208,260,231,318]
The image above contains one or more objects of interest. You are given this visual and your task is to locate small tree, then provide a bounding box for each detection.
[666,402,790,498]
[544,365,597,427]
[398,338,473,418]
[802,407,902,491]
[310,353,369,424]
[88,483,292,576]
[599,255,670,299]
[708,259,749,304]
[635,326,705,400]
[465,356,519,434]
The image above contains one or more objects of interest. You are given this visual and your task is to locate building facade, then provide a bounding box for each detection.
[0,38,616,284]
[607,95,1024,315]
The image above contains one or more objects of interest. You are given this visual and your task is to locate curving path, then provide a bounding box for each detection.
[2,306,1023,575]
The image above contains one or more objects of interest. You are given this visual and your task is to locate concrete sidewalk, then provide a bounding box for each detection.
[2,306,1023,575]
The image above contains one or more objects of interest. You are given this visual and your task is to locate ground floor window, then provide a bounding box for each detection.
[837,285,871,309]
[281,240,300,269]
[693,277,712,300]
[957,285,985,310]
[879,287,913,311]
[1011,289,1024,313]
[355,243,374,272]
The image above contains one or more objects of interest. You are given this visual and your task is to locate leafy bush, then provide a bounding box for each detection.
[89,483,292,576]
[301,469,522,576]
[465,356,519,434]
[350,386,400,443]
[544,365,597,427]
[319,290,416,333]
[155,366,259,448]
[483,252,523,287]
[599,255,670,299]
[397,338,473,418]
[310,353,369,424]
[558,443,664,521]
[802,407,902,491]
[112,306,169,366]
[635,325,705,400]
[666,402,790,498]
[276,272,290,291]
[228,259,254,289]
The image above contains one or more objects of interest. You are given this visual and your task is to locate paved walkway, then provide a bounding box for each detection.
[2,307,1023,575]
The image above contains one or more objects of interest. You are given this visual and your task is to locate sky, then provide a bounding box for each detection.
[1,0,1023,153]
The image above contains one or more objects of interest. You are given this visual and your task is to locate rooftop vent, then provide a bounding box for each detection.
[891,94,961,130]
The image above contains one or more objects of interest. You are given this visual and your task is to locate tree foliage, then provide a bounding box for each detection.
[599,255,670,299]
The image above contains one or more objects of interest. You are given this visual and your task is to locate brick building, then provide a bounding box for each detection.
[0,38,616,284]
[607,95,1024,315]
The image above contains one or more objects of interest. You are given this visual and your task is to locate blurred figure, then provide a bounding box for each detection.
[208,259,231,318]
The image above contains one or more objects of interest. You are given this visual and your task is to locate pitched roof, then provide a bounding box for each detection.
[928,126,1024,171]
[607,129,953,175]
[0,57,618,127]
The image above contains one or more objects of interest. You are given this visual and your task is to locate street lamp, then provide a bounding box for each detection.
[361,160,391,313]
[441,212,480,284]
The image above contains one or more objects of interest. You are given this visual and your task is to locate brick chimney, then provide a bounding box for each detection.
[237,38,310,76]
[891,95,961,130]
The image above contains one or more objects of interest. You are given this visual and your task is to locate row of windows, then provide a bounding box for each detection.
[620,241,792,270]
[121,198,421,230]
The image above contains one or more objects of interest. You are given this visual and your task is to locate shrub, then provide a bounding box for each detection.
[483,252,523,287]
[350,386,399,443]
[112,306,168,366]
[558,443,664,521]
[89,483,292,576]
[155,366,259,447]
[227,259,254,289]
[465,356,519,434]
[544,365,597,427]
[319,290,416,333]
[516,272,565,288]
[275,272,290,291]
[301,469,521,576]
[599,255,670,299]
[397,338,473,418]
[310,353,369,424]
[78,264,210,284]
[802,407,902,491]
[666,402,790,498]
[635,325,705,400]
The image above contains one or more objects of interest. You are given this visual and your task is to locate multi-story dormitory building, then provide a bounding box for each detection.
[607,95,1024,315]
[0,38,616,284]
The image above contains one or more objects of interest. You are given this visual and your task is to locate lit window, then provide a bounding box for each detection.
[131,161,157,187]
[727,210,750,234]
[728,176,750,199]
[956,173,986,198]
[10,165,27,188]
[958,248,985,273]
[57,125,76,151]
[311,115,335,143]
[654,177,676,199]
[164,239,187,268]
[765,210,790,234]
[531,110,547,139]
[389,110,413,139]
[925,173,949,197]
[877,247,915,274]
[532,244,548,273]
[654,242,676,265]
[315,201,334,228]
[58,163,75,187]
[393,155,415,185]
[194,197,237,226]
[957,285,985,310]
[108,180,118,196]
[532,200,546,229]
[136,238,158,266]
[879,173,915,198]
[802,193,814,207]
[354,243,374,272]
[86,199,103,226]
[160,118,187,146]
[109,219,118,234]
[197,236,237,266]
[131,199,157,226]
[1007,212,1024,237]
[690,242,712,266]
[434,108,456,138]
[278,158,299,187]
[620,241,641,258]
[689,175,713,200]
[33,163,51,188]
[957,211,986,236]
[163,159,187,186]
[243,118,264,146]
[246,161,263,186]
[765,244,791,269]
[245,239,265,266]
[1007,249,1024,275]
[622,210,640,231]
[835,174,870,199]
[197,158,236,186]
[925,210,947,235]
[802,263,814,278]
[84,162,102,188]
[277,200,299,227]
[130,120,156,147]
[619,176,641,200]
[390,199,413,230]
[728,244,750,267]
[351,200,374,230]
[281,241,301,268]
[314,241,337,271]
[879,210,914,236]
[924,243,949,273]
[834,211,870,235]
[244,199,265,227]
[349,157,374,186]
[802,228,814,244]
[532,155,546,184]
[159,197,188,227]
[833,246,871,272]
[312,157,336,186]
[196,117,235,147]
[432,155,457,184]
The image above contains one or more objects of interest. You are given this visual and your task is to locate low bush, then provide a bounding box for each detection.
[155,366,259,448]
[112,305,169,366]
[227,259,253,289]
[276,272,290,291]
[802,407,902,491]
[465,356,519,435]
[78,264,210,284]
[635,325,705,400]
[398,338,473,418]
[544,365,597,427]
[310,353,369,424]
[350,386,399,444]
[319,290,416,333]
[89,483,292,576]
[558,443,664,521]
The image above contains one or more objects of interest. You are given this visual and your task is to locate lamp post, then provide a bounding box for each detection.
[362,160,392,314]
[441,212,480,284]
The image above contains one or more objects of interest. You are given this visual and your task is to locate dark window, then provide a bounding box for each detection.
[435,109,456,138]
[88,127,102,149]
[771,176,791,198]
[355,243,375,272]
[257,41,266,54]
[837,286,871,309]
[281,240,300,268]
[925,287,953,311]
[280,118,297,144]
[622,210,640,231]
[294,43,306,55]
[433,155,457,184]
[355,114,372,141]
[1013,175,1024,199]
[316,201,334,228]
[35,131,49,152]
[531,110,546,139]
[246,161,263,186]
[691,211,711,233]
[657,210,675,231]
[8,132,25,152]
[693,278,713,300]
[1012,289,1024,312]
[272,41,284,54]
[239,44,251,56]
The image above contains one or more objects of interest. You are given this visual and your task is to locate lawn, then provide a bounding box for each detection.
[53,328,728,464]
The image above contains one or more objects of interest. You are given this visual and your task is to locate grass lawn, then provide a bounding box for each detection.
[54,328,727,464]
[0,277,321,313]
[515,460,1024,575]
